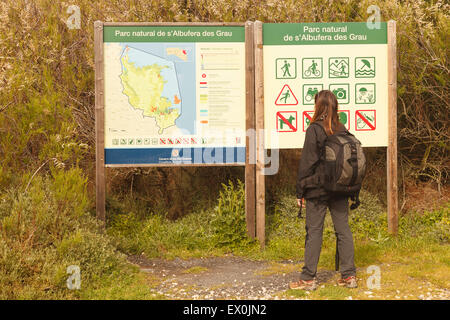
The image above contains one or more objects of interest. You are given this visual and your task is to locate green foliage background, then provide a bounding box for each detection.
[0,0,448,299]
[0,0,448,202]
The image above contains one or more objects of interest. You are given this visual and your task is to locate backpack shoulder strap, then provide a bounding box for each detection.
[339,134,359,185]
[308,122,327,160]
[309,121,326,135]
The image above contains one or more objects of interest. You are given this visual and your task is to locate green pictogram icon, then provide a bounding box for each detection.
[128,138,135,145]
[338,110,350,129]
[302,111,314,132]
[302,58,323,79]
[276,111,297,132]
[280,90,291,104]
[281,90,290,103]
[329,83,350,104]
[339,111,347,125]
[136,138,143,145]
[355,83,376,104]
[276,58,296,79]
[355,57,375,78]
[329,57,349,78]
[112,139,119,145]
[302,84,323,105]
[279,115,295,129]
[120,139,127,145]
[275,84,298,105]
[356,110,376,131]
[144,138,151,145]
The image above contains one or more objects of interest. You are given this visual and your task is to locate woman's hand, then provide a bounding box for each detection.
[296,198,306,208]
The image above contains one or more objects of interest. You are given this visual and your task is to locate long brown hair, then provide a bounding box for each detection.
[311,90,342,135]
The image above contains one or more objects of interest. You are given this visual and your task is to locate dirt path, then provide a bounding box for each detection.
[128,254,337,300]
[128,254,450,300]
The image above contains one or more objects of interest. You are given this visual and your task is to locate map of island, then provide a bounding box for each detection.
[120,46,181,134]
[166,47,188,61]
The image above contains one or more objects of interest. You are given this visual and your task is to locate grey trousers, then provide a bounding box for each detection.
[300,196,356,280]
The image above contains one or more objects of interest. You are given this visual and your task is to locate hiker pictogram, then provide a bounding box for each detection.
[276,111,297,132]
[281,60,291,77]
[355,110,376,131]
[276,58,296,79]
[275,84,298,105]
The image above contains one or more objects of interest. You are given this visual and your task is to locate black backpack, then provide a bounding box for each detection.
[315,122,366,209]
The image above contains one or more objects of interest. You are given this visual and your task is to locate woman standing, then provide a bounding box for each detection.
[289,90,357,291]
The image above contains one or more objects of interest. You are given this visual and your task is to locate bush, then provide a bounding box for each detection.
[210,180,254,249]
[398,204,450,243]
[0,0,447,217]
[349,190,388,241]
[266,193,305,242]
[107,180,256,258]
[0,169,150,299]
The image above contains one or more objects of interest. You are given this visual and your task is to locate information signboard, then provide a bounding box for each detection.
[102,25,247,164]
[263,22,388,148]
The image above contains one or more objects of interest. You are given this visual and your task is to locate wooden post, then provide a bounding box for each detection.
[245,21,256,239]
[387,20,398,234]
[94,21,106,224]
[254,21,265,247]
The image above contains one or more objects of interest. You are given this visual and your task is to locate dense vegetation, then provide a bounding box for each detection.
[0,0,448,299]
[0,0,448,210]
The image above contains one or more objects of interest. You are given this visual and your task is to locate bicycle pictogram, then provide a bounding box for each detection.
[302,58,322,79]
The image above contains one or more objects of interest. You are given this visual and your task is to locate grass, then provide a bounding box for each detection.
[182,266,209,274]
[0,170,163,300]
[280,260,449,300]
[282,289,308,299]
[106,185,449,266]
[1,173,447,300]
[104,183,449,300]
[0,0,447,301]
[254,262,301,277]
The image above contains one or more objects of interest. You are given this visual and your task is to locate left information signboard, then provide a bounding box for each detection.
[102,24,247,165]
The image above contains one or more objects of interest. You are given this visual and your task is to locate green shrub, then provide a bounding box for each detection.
[210,180,254,249]
[349,190,388,241]
[398,204,450,243]
[107,180,256,258]
[0,169,151,299]
[267,193,305,242]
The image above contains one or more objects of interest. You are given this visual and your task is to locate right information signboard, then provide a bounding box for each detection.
[263,22,388,148]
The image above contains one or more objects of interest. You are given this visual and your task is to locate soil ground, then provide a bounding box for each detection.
[127,255,449,300]
[129,255,329,299]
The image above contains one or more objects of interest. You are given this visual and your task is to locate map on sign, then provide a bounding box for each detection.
[120,46,182,134]
[102,25,247,165]
[105,42,196,138]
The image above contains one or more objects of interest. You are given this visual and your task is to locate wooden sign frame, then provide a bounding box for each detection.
[254,21,266,246]
[95,20,398,246]
[387,20,398,234]
[94,21,256,235]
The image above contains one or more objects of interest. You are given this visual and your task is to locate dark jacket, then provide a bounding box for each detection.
[296,120,345,200]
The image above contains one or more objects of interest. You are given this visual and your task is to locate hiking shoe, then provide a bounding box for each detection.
[289,278,318,291]
[338,276,358,288]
